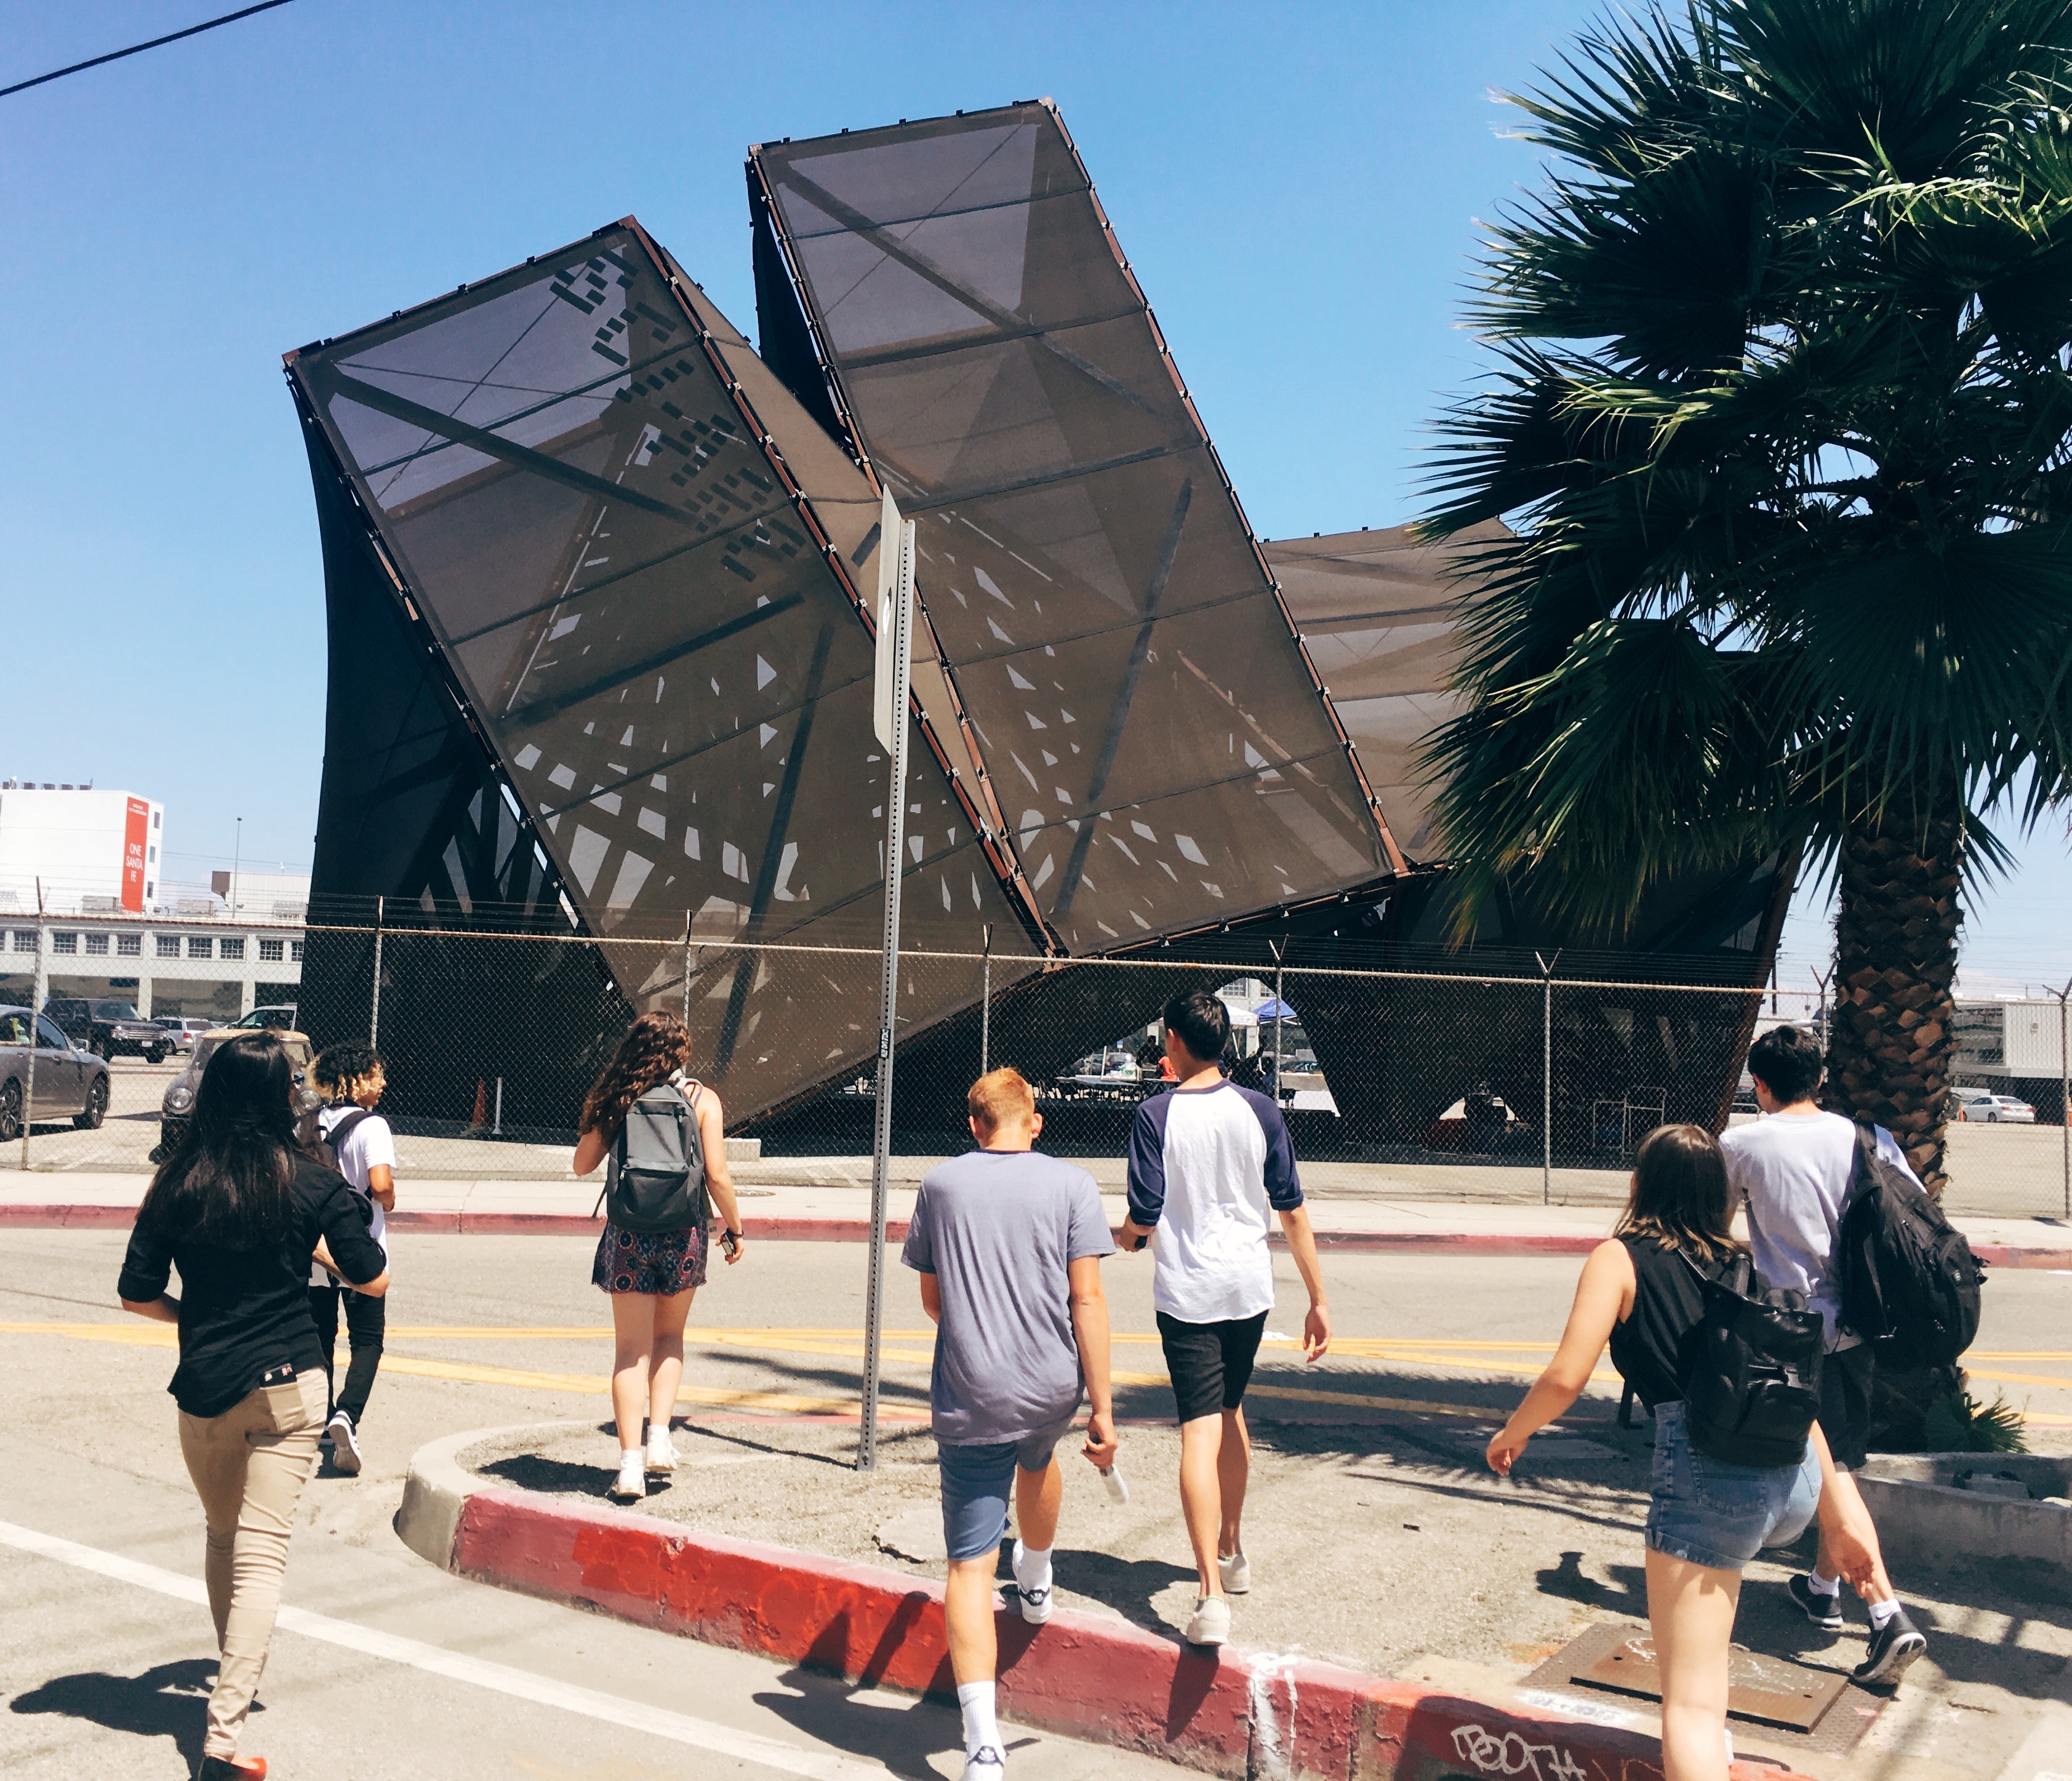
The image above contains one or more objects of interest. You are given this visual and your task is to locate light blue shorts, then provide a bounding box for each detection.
[1644,1401,1821,1572]
[937,1423,1070,1562]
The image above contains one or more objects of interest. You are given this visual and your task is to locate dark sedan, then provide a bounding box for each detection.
[0,1006,114,1140]
[44,997,171,1063]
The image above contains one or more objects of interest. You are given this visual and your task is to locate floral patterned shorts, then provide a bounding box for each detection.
[592,1220,709,1296]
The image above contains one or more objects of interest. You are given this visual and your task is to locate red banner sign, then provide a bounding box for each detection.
[122,799,150,912]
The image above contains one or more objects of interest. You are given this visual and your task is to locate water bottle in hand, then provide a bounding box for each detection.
[1100,1463,1129,1505]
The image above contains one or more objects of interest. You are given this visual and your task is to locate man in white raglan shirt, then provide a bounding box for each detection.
[1720,1024,1928,1685]
[1117,988,1330,1649]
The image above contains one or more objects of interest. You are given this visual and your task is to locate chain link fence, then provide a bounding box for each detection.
[4,913,2064,1216]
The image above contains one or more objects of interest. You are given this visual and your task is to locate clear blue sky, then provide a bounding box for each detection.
[4,0,2065,981]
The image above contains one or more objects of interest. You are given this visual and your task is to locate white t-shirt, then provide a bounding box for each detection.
[1124,1081,1303,1323]
[1718,1111,1917,1350]
[310,1104,395,1285]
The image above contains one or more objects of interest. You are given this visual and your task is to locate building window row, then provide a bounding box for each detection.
[11,931,304,965]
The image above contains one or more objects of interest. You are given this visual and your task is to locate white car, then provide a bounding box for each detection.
[1961,1093,2035,1124]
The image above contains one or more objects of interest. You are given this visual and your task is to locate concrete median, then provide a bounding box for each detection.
[398,1425,1815,1781]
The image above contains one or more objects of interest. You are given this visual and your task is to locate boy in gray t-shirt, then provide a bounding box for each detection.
[901,1068,1116,1781]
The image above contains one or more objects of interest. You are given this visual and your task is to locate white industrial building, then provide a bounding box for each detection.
[1953,997,2069,1121]
[0,784,167,914]
[1,915,304,1024]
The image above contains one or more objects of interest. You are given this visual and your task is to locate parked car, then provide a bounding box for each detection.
[154,1027,318,1158]
[0,1005,114,1140]
[229,1004,299,1031]
[1960,1091,2036,1124]
[44,997,171,1063]
[154,1017,214,1054]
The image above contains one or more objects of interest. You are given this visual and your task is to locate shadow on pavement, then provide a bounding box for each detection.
[1025,1546,1197,1633]
[8,1655,235,1771]
[753,1663,972,1779]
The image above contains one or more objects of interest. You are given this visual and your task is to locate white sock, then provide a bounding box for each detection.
[1867,1597,1902,1629]
[619,1448,641,1469]
[957,1679,1001,1758]
[1011,1540,1052,1595]
[1808,1569,1841,1596]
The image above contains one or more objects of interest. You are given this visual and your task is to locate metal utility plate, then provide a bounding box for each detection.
[1578,1633,1846,1731]
[1521,1621,1885,1756]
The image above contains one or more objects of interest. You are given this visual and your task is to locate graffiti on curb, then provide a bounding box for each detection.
[1450,1724,1590,1781]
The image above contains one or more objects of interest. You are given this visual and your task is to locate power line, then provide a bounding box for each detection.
[0,1,296,101]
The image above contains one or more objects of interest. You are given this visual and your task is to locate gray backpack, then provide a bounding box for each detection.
[605,1075,709,1233]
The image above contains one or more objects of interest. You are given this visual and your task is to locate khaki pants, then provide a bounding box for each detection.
[177,1372,325,1759]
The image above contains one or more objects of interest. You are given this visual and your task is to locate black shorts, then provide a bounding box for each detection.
[1157,1310,1267,1424]
[1818,1343,1875,1471]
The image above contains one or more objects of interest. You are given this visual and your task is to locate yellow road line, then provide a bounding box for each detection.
[9,1323,2063,1423]
[1955,1368,2072,1391]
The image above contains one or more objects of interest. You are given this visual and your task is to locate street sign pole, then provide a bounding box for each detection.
[860,489,915,1472]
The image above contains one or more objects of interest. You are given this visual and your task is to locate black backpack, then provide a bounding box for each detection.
[604,1077,709,1233]
[1678,1250,1826,1468]
[1834,1123,1984,1369]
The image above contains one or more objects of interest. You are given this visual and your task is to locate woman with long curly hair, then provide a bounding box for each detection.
[574,1010,745,1500]
[118,1031,390,1780]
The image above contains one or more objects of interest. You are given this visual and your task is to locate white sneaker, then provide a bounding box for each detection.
[327,1411,362,1476]
[1219,1550,1249,1594]
[960,1748,1004,1781]
[1011,1540,1052,1624]
[609,1455,646,1501]
[646,1430,678,1474]
[1183,1595,1230,1646]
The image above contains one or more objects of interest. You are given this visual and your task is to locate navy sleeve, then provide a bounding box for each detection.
[901,1179,935,1273]
[1240,1087,1303,1210]
[117,1211,172,1303]
[1125,1095,1170,1225]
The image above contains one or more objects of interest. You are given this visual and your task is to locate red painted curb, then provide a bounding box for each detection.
[445,1484,1810,1780]
[0,1203,137,1229]
[5,1200,2067,1265]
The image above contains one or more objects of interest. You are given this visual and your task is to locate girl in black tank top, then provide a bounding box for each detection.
[1606,1233,1709,1408]
[1481,1124,1850,1781]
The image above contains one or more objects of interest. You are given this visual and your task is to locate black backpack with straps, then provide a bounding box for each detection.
[1677,1249,1826,1468]
[1833,1123,1985,1370]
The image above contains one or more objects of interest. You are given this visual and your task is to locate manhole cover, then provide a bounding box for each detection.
[1520,1620,1885,1755]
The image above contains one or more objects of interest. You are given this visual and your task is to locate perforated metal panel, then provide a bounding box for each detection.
[752,104,1395,952]
[289,221,1035,1121]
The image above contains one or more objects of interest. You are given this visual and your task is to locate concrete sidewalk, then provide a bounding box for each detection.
[7,1166,2070,1264]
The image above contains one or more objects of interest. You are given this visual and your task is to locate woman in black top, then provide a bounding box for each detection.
[1484,1125,1875,1781]
[118,1032,389,1781]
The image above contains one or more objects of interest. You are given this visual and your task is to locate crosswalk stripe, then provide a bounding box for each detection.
[0,1518,885,1778]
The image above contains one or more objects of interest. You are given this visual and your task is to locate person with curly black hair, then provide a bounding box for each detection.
[574,1011,746,1500]
[306,1042,395,1477]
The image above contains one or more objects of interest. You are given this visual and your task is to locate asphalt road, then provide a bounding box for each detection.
[3,1234,2068,1778]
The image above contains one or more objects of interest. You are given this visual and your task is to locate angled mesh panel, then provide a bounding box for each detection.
[288,222,1036,1121]
[751,105,1394,952]
[1263,524,1505,866]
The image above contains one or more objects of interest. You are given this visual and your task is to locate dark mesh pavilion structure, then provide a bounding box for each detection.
[289,104,1790,1146]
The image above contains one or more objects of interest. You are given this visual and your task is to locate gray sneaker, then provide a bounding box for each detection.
[1183,1595,1231,1647]
[1218,1551,1250,1594]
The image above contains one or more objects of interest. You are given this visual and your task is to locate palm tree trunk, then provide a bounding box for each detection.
[1826,797,1964,1192]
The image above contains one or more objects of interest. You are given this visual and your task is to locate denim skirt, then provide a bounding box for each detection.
[1644,1400,1821,1572]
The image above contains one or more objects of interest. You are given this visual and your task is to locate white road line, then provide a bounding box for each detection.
[0,1517,882,1780]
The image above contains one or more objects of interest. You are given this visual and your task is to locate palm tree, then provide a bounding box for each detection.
[1422,0,2072,1189]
